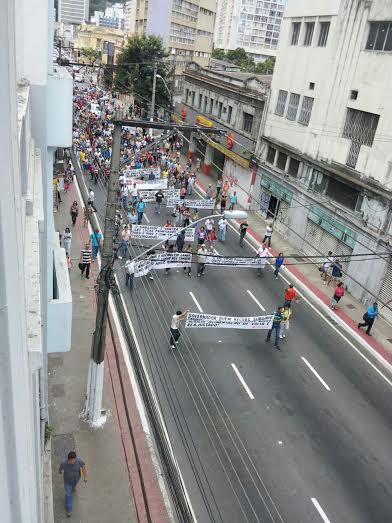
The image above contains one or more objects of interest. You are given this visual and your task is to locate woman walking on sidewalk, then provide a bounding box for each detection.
[331,282,345,310]
[63,228,72,254]
[70,201,78,226]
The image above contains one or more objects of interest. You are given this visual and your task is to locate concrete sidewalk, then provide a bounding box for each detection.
[193,168,392,364]
[49,179,138,522]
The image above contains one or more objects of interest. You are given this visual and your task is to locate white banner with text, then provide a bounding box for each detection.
[185,313,274,330]
[131,224,195,241]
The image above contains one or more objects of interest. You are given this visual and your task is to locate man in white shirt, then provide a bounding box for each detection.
[170,310,189,349]
[125,256,135,290]
[321,251,333,284]
[205,218,214,234]
[88,188,97,211]
[256,244,270,275]
[197,244,209,276]
[131,183,138,206]
[262,223,273,248]
[218,218,228,242]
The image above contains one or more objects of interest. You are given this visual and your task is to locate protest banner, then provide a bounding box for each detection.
[134,259,152,278]
[150,252,192,269]
[134,179,168,191]
[124,167,161,179]
[131,225,195,241]
[202,255,271,268]
[166,197,215,210]
[185,313,274,330]
[137,189,180,202]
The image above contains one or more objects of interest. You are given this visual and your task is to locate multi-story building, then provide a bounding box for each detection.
[255,0,392,322]
[91,3,125,29]
[179,61,270,207]
[124,0,137,33]
[133,0,217,97]
[214,0,286,62]
[77,23,126,64]
[58,0,89,24]
[1,0,73,520]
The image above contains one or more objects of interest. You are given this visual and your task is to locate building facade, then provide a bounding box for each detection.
[214,0,286,62]
[256,0,392,322]
[58,0,89,24]
[77,23,126,64]
[91,2,126,29]
[124,0,137,33]
[179,61,270,208]
[132,0,217,96]
[1,0,73,521]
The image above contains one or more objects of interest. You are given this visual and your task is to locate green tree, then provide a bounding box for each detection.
[212,48,227,60]
[115,34,173,111]
[81,47,100,66]
[254,57,276,75]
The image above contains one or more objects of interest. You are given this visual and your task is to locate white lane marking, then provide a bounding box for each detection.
[231,364,255,399]
[189,291,203,313]
[144,213,150,223]
[301,357,331,391]
[311,498,332,523]
[246,290,266,312]
[213,248,220,255]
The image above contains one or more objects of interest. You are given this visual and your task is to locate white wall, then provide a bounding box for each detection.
[262,0,392,186]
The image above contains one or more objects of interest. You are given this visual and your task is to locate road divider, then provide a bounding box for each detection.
[301,357,331,391]
[231,364,255,399]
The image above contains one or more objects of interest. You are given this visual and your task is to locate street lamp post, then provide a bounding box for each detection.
[131,210,248,263]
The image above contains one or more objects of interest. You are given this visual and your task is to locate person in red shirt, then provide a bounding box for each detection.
[331,282,345,310]
[284,284,298,306]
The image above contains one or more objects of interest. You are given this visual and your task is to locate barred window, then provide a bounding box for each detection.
[303,22,315,46]
[366,22,392,51]
[298,96,314,126]
[286,93,300,121]
[318,22,330,47]
[291,22,301,45]
[342,108,379,168]
[275,90,288,116]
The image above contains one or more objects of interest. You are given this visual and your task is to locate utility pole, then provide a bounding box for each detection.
[84,121,122,425]
[150,63,157,135]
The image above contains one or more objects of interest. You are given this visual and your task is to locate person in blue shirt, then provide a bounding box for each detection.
[266,307,284,350]
[274,253,285,279]
[358,302,379,335]
[137,199,146,224]
[89,227,102,261]
[229,191,238,210]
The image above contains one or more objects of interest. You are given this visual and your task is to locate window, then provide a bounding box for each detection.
[366,22,392,51]
[198,93,202,108]
[343,108,380,168]
[326,178,359,211]
[185,88,189,101]
[209,98,213,113]
[291,22,301,45]
[318,22,330,47]
[350,90,358,100]
[266,146,276,164]
[227,105,233,123]
[309,169,327,194]
[303,22,315,46]
[275,89,288,116]
[298,96,314,126]
[242,112,254,133]
[277,151,288,170]
[204,96,208,112]
[286,93,300,121]
[288,158,300,177]
[191,91,195,106]
[218,101,223,119]
[309,82,315,90]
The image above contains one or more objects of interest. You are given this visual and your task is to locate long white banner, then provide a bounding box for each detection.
[124,167,161,179]
[134,252,192,277]
[185,313,274,330]
[134,179,168,190]
[202,255,271,267]
[166,197,215,209]
[131,224,195,241]
[137,189,180,202]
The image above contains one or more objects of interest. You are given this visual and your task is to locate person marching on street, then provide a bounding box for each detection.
[256,243,269,275]
[331,281,345,310]
[118,225,131,260]
[284,284,298,306]
[125,256,135,291]
[266,307,284,350]
[59,451,87,518]
[170,310,189,349]
[197,244,209,276]
[218,216,228,242]
[239,219,248,247]
[279,305,292,339]
[89,227,102,261]
[155,189,164,214]
[176,229,185,252]
[137,198,146,224]
[358,302,379,335]
[183,244,192,276]
[229,191,237,211]
[274,253,285,279]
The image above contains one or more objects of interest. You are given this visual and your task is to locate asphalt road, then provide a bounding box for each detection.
[82,169,392,523]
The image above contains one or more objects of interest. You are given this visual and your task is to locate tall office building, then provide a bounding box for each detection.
[133,0,217,96]
[58,0,89,24]
[214,0,286,62]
